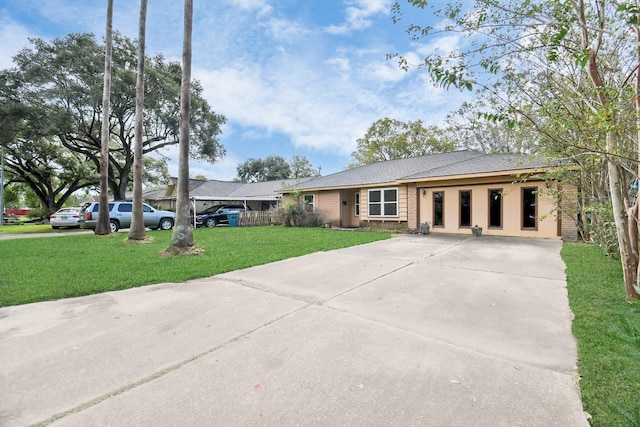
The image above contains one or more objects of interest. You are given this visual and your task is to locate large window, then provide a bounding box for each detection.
[368,188,398,217]
[303,194,314,212]
[459,190,471,227]
[433,191,444,226]
[522,188,537,229]
[354,192,360,216]
[489,189,502,228]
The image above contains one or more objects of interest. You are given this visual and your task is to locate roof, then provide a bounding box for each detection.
[283,150,555,191]
[164,176,318,201]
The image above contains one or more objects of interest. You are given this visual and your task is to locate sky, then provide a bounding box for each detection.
[0,0,474,181]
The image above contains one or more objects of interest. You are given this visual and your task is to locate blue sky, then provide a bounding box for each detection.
[0,0,474,181]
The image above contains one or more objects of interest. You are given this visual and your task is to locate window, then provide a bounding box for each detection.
[303,194,314,212]
[522,188,537,229]
[489,189,502,228]
[117,203,132,213]
[459,190,471,227]
[368,188,398,217]
[354,192,360,216]
[433,191,444,226]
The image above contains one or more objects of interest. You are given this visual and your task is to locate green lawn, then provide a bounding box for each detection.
[0,227,390,307]
[0,224,88,234]
[562,243,640,427]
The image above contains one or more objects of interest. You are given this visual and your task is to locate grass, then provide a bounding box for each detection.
[562,243,640,427]
[0,227,390,307]
[0,224,87,234]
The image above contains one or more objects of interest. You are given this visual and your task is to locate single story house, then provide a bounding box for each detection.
[278,150,579,240]
[145,177,316,214]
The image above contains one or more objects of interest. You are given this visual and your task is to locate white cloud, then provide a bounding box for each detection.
[324,0,392,35]
[0,18,33,69]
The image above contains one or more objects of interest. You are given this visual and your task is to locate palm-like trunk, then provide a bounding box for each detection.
[129,0,148,241]
[170,0,195,249]
[96,0,113,235]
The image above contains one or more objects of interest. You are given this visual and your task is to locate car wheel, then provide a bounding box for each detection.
[159,218,174,230]
[109,221,119,233]
[205,218,217,228]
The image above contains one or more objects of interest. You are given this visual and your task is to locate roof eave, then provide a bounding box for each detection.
[396,167,555,184]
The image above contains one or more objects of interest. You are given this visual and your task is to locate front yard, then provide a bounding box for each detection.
[0,227,389,307]
[1,228,638,426]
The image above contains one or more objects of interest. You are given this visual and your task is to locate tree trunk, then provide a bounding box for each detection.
[169,0,195,249]
[606,132,640,302]
[96,0,113,235]
[129,0,148,241]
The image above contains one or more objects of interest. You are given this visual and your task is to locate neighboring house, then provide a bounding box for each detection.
[147,177,316,214]
[278,150,579,240]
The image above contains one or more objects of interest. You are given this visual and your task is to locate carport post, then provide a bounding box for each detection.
[191,197,196,228]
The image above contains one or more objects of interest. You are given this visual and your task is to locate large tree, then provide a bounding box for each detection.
[96,0,114,235]
[168,0,196,253]
[5,32,226,202]
[350,117,455,167]
[129,0,148,241]
[391,0,640,302]
[236,156,292,182]
[0,71,97,212]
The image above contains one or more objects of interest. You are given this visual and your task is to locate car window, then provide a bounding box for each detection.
[143,204,153,212]
[91,204,100,212]
[117,204,132,213]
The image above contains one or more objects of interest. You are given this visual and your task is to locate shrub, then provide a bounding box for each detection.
[275,203,323,227]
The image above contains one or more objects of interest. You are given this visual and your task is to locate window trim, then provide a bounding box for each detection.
[521,187,538,230]
[459,189,472,228]
[433,191,444,227]
[354,192,360,216]
[367,187,399,217]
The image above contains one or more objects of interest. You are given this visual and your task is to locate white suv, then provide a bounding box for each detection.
[79,202,175,232]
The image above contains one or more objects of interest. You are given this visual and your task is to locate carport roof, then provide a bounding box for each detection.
[166,176,317,201]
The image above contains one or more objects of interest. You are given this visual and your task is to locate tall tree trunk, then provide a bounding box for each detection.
[96,0,113,235]
[129,0,148,241]
[170,0,195,249]
[607,133,640,302]
[632,2,640,301]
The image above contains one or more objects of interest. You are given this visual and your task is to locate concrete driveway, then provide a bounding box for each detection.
[0,234,588,426]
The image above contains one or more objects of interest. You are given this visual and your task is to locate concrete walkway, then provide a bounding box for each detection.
[0,234,588,426]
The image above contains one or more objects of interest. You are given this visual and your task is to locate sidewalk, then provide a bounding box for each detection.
[0,234,588,426]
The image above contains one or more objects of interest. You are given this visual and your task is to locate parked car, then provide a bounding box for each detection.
[50,207,82,229]
[79,201,175,233]
[196,205,251,228]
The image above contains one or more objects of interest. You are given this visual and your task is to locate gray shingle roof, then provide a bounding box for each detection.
[284,151,553,191]
[168,176,318,200]
[402,153,555,179]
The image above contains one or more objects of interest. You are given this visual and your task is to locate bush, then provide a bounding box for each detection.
[275,203,324,227]
[26,207,52,222]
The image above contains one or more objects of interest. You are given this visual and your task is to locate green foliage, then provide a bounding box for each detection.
[0,227,389,306]
[563,243,640,427]
[350,117,456,167]
[276,201,324,228]
[289,155,318,178]
[236,155,317,182]
[3,32,226,201]
[584,202,619,257]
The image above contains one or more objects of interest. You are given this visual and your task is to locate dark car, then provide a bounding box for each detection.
[196,205,251,228]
